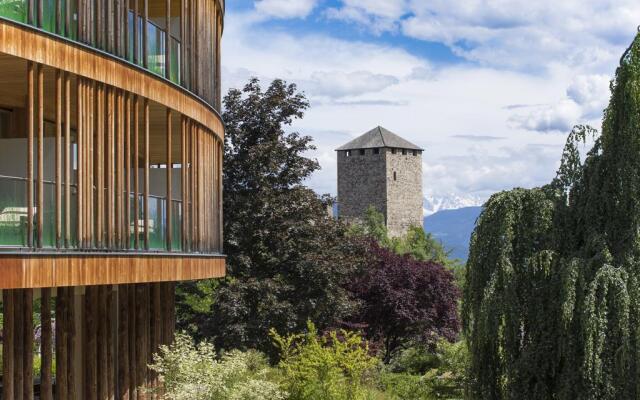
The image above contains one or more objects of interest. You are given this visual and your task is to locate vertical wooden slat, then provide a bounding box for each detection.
[3,290,14,400]
[97,84,104,248]
[64,73,71,248]
[167,109,172,251]
[77,78,83,248]
[24,289,34,400]
[126,93,132,248]
[27,62,34,249]
[56,287,69,400]
[36,64,43,248]
[108,87,115,248]
[41,288,53,400]
[144,99,149,250]
[134,96,140,249]
[180,116,186,251]
[150,283,161,394]
[143,0,148,68]
[115,91,122,248]
[56,70,62,248]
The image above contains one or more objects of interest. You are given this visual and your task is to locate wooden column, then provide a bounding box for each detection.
[144,99,149,250]
[98,287,108,400]
[27,62,34,248]
[3,290,15,400]
[128,285,138,399]
[24,289,34,400]
[115,91,123,248]
[107,287,116,400]
[76,78,83,248]
[14,290,24,399]
[107,87,115,248]
[97,84,105,248]
[41,288,53,400]
[56,287,69,400]
[143,0,148,68]
[68,288,79,400]
[180,116,186,251]
[136,284,149,400]
[150,283,161,393]
[167,109,172,250]
[85,286,98,400]
[166,0,171,80]
[118,285,131,400]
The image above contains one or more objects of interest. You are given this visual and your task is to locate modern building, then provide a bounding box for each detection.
[336,126,423,237]
[0,1,225,398]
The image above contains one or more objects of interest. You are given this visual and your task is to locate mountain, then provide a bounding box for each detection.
[424,206,483,262]
[423,194,484,216]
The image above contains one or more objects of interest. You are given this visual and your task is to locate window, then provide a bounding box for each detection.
[393,171,397,181]
[373,148,380,155]
[402,149,407,155]
[345,150,351,157]
[359,149,365,155]
[413,150,418,156]
[391,149,396,154]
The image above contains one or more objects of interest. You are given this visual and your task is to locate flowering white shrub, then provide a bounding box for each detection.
[149,333,286,400]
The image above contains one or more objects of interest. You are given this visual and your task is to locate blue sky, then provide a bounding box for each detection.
[222,0,640,209]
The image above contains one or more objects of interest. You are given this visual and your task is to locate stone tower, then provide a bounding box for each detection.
[336,126,424,237]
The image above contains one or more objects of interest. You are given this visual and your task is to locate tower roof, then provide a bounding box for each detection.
[336,126,423,151]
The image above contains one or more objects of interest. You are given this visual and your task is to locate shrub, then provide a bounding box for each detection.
[271,321,379,400]
[149,333,286,400]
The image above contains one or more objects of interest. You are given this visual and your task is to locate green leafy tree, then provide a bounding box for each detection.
[270,321,379,400]
[464,34,640,399]
[179,78,367,354]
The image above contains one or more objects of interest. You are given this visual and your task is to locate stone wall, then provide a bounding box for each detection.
[385,148,423,237]
[337,148,387,223]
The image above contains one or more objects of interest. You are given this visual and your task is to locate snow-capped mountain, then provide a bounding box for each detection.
[423,194,485,216]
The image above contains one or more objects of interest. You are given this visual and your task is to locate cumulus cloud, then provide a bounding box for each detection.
[508,100,582,133]
[306,71,399,98]
[254,0,318,19]
[325,0,409,34]
[566,74,611,117]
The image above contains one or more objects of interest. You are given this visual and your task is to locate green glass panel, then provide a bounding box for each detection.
[127,11,135,63]
[148,196,166,250]
[146,21,165,76]
[172,200,182,251]
[0,0,27,23]
[170,38,180,84]
[0,177,28,247]
[41,181,55,247]
[41,0,55,33]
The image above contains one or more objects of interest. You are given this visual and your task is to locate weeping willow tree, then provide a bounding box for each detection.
[464,32,640,400]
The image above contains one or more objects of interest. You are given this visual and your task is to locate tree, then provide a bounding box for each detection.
[464,33,640,399]
[178,78,366,355]
[350,242,460,363]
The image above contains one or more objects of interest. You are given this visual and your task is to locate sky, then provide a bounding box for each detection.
[222,0,640,205]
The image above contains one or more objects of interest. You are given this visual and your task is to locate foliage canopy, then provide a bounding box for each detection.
[464,33,640,399]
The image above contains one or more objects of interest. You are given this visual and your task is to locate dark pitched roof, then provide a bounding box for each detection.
[336,126,424,151]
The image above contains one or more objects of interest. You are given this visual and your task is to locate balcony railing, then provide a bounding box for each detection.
[0,175,183,252]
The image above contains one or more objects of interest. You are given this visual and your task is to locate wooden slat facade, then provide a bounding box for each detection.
[0,0,224,397]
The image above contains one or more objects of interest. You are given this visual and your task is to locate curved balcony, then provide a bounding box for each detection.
[0,0,223,109]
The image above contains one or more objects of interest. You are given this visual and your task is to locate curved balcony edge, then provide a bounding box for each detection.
[0,17,225,140]
[0,252,226,289]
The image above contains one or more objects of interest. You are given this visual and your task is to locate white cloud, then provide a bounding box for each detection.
[566,74,611,117]
[254,0,318,19]
[306,71,399,98]
[508,100,582,133]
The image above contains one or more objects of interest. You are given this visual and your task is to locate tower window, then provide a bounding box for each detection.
[413,150,417,156]
[393,171,397,181]
[391,149,396,154]
[346,150,351,157]
[402,149,407,155]
[373,148,380,155]
[359,149,365,155]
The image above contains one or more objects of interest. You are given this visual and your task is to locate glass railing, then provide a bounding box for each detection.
[146,20,166,77]
[0,175,183,251]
